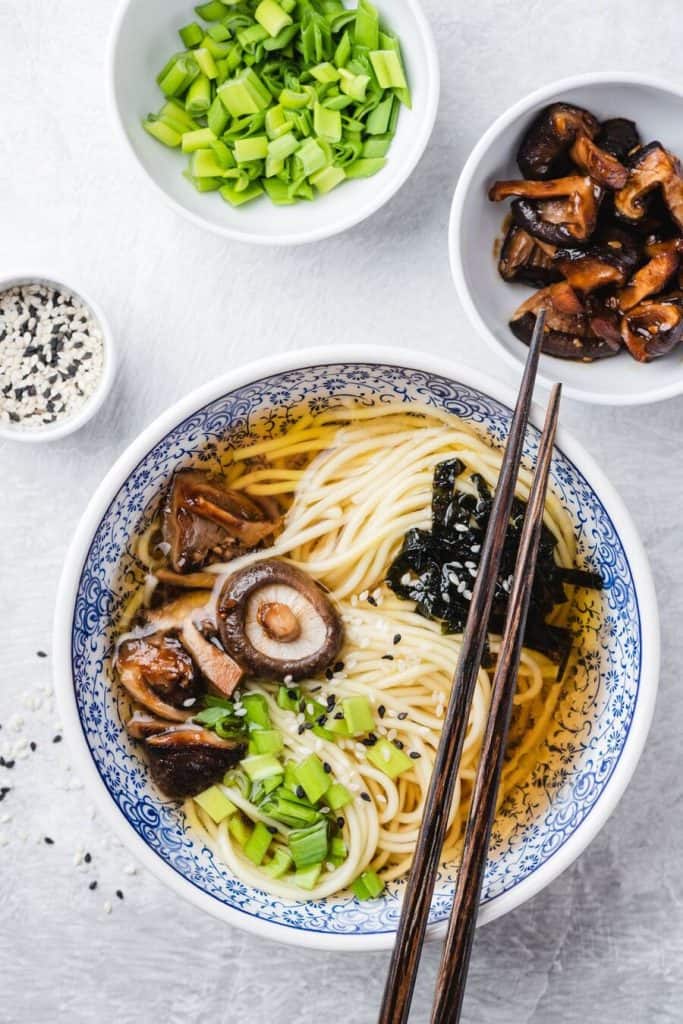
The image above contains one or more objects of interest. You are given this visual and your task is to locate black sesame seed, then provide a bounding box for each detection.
[367,596,377,606]
[381,654,394,661]
[44,836,54,845]
[333,712,344,720]
[287,689,297,700]
[52,734,62,743]
[325,668,334,680]
[36,650,47,658]
[309,685,321,693]
[397,712,408,721]
[409,751,421,760]
[361,735,378,747]
[115,889,124,900]
[296,786,306,800]
[326,695,336,711]
[84,852,92,864]
[303,722,314,731]
[297,724,306,735]
[89,880,98,891]
[361,792,371,802]
[0,787,10,802]
[298,699,306,713]
[393,740,404,750]
[29,741,36,752]
[316,714,327,727]
[323,762,332,774]
[393,634,402,645]
[266,826,277,835]
[334,661,345,673]
[336,816,345,829]
[4,760,14,769]
[378,705,386,718]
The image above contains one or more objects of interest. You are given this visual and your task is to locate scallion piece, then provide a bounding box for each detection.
[244,821,273,865]
[158,54,199,98]
[181,127,217,152]
[194,785,237,823]
[194,0,229,20]
[342,696,375,736]
[159,99,198,134]
[191,148,228,177]
[277,685,301,712]
[143,116,182,148]
[255,0,293,38]
[294,754,330,804]
[194,46,219,80]
[351,869,385,900]
[355,0,380,49]
[268,131,299,162]
[242,693,271,729]
[369,50,407,90]
[228,814,252,847]
[295,138,327,176]
[345,157,387,178]
[292,863,323,890]
[207,95,230,136]
[185,73,212,115]
[241,753,284,782]
[314,102,342,143]
[288,819,329,868]
[219,68,271,116]
[261,794,320,827]
[339,69,370,102]
[310,62,340,84]
[263,178,296,204]
[250,729,284,755]
[234,135,269,162]
[329,836,347,862]
[265,104,294,140]
[325,781,352,811]
[263,846,294,878]
[365,737,413,779]
[179,22,205,48]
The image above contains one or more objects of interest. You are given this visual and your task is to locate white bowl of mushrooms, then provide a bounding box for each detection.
[450,72,683,406]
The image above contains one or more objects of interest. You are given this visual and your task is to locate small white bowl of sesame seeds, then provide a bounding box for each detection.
[0,273,115,442]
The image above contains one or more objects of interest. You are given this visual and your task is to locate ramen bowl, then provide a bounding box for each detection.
[53,347,658,950]
[450,72,683,406]
[108,0,439,245]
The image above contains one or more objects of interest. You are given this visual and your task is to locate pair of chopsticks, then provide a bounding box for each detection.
[379,311,560,1024]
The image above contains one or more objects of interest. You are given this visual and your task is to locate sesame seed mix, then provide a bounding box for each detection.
[0,282,104,429]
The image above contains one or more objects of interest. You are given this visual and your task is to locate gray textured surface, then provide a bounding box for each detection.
[1,1,682,1021]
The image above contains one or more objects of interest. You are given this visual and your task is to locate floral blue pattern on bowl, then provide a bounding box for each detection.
[70,363,640,936]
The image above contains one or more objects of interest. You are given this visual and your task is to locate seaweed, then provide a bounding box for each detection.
[386,459,602,673]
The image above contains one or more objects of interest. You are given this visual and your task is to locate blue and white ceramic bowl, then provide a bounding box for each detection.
[53,348,659,950]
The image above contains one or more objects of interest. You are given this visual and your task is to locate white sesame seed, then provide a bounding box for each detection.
[103,901,112,915]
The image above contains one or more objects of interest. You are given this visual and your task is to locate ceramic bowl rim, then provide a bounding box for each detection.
[53,344,660,950]
[106,0,441,247]
[449,70,683,407]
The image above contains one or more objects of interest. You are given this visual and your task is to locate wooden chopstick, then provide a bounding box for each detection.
[430,382,562,1024]
[377,311,547,1024]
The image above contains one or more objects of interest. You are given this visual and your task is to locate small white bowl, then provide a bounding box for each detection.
[450,72,683,406]
[0,272,116,442]
[108,0,440,246]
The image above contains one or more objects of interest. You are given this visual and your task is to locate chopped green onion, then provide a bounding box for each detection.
[295,138,327,176]
[351,869,385,900]
[179,22,204,48]
[207,95,230,135]
[369,50,407,90]
[265,104,294,139]
[288,819,329,868]
[362,134,392,158]
[310,62,340,84]
[263,846,294,878]
[329,836,347,862]
[325,781,352,811]
[182,127,217,152]
[277,684,301,711]
[355,0,379,49]
[366,95,395,135]
[250,728,284,755]
[210,138,235,168]
[218,68,271,116]
[159,99,198,134]
[255,0,293,38]
[342,696,375,736]
[339,69,370,101]
[294,754,330,804]
[244,821,273,865]
[314,102,342,143]
[268,131,299,162]
[261,793,320,827]
[184,173,223,192]
[207,23,230,42]
[241,753,284,782]
[194,785,236,823]
[220,181,265,206]
[143,116,182,148]
[194,46,219,80]
[158,54,199,98]
[185,73,212,115]
[366,737,413,779]
[242,693,271,729]
[234,135,269,162]
[228,814,252,846]
[292,863,323,890]
[345,157,387,178]
[263,178,296,204]
[194,0,229,20]
[310,165,345,193]
[191,148,228,177]
[334,30,352,68]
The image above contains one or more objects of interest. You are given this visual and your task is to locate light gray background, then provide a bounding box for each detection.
[1,1,682,1021]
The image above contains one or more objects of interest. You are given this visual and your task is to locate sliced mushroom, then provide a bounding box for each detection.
[144,592,210,631]
[569,133,628,190]
[554,241,634,293]
[617,251,679,311]
[615,142,683,231]
[510,282,622,360]
[145,725,246,798]
[180,619,243,699]
[116,633,199,722]
[595,118,640,162]
[162,470,280,573]
[498,224,561,286]
[217,560,343,681]
[644,236,683,259]
[491,177,602,245]
[517,102,599,179]
[125,711,173,739]
[621,293,683,362]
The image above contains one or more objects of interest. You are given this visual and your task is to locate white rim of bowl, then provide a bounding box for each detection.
[0,271,116,443]
[106,0,441,246]
[53,344,660,950]
[449,70,683,406]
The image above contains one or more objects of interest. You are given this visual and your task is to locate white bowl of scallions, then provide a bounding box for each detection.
[108,0,439,245]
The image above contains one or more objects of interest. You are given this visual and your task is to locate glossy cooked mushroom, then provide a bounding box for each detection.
[568,133,628,190]
[162,470,280,573]
[125,711,173,739]
[490,176,602,245]
[116,633,199,722]
[595,118,640,162]
[498,224,561,286]
[621,293,683,362]
[510,282,622,360]
[145,724,246,798]
[617,250,679,311]
[217,559,344,681]
[615,142,683,231]
[517,102,600,179]
[553,238,636,293]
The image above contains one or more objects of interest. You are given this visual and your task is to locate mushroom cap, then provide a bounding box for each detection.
[517,102,600,180]
[116,633,199,721]
[217,559,344,681]
[145,725,246,798]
